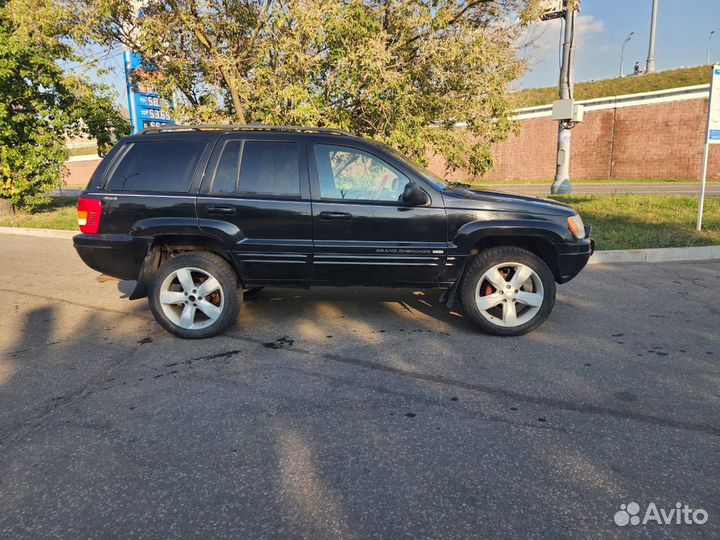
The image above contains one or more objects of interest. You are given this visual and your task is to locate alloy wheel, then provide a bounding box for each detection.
[474,262,544,328]
[158,267,225,330]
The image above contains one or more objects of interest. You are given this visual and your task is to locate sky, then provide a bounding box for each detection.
[90,0,720,107]
[518,0,720,88]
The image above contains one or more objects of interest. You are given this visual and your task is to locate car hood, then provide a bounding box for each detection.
[441,185,576,217]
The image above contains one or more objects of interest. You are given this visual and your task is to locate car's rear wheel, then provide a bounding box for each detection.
[459,246,555,336]
[149,252,241,339]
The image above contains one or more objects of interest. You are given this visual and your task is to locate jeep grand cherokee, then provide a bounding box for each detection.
[74,125,593,338]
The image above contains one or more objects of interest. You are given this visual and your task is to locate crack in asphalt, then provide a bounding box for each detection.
[161,359,581,436]
[322,353,720,436]
[0,287,150,318]
[226,333,720,438]
[276,364,583,436]
[659,265,718,293]
[0,340,150,450]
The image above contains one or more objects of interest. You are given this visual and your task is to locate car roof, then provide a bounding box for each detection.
[137,124,358,139]
[126,124,391,156]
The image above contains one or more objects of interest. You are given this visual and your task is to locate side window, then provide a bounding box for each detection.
[313,144,409,202]
[211,141,241,193]
[238,141,300,197]
[105,140,205,192]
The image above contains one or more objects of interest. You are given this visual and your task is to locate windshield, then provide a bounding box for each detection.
[376,143,450,190]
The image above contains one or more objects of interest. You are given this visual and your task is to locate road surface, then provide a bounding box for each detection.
[1,234,718,539]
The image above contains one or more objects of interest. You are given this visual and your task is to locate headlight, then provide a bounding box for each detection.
[567,214,586,239]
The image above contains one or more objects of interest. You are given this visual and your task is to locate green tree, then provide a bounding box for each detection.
[70,0,538,176]
[0,0,129,215]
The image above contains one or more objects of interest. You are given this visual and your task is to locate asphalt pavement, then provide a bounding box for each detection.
[0,234,718,539]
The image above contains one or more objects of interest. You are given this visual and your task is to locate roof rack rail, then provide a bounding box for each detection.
[138,124,355,137]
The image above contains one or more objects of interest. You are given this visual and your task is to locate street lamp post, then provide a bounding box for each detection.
[646,0,658,73]
[551,2,577,195]
[707,30,715,65]
[620,32,634,77]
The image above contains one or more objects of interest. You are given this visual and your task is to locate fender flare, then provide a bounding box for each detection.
[441,219,570,308]
[127,218,242,300]
[452,219,569,255]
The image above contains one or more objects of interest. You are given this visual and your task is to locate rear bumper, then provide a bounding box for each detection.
[73,234,150,280]
[554,233,594,284]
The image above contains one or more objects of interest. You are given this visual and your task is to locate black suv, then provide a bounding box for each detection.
[74,125,593,338]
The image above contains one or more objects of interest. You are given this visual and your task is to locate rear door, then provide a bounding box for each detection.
[309,140,447,285]
[196,133,313,285]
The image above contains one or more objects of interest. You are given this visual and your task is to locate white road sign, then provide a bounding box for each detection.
[707,66,720,143]
[698,65,719,230]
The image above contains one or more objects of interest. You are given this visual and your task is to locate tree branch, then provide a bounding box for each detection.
[168,0,246,122]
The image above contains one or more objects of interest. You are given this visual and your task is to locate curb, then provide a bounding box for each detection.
[588,245,720,264]
[0,227,76,239]
[0,227,718,264]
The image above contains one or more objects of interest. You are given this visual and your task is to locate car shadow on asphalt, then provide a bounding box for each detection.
[239,285,478,333]
[117,279,474,332]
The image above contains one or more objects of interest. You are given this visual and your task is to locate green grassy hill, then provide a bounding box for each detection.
[512,65,712,108]
[68,145,98,157]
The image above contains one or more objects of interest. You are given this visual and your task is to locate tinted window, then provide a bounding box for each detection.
[106,141,205,192]
[211,140,241,193]
[313,144,409,202]
[238,141,300,196]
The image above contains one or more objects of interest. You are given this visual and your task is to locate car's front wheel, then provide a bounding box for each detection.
[459,246,556,336]
[148,252,241,339]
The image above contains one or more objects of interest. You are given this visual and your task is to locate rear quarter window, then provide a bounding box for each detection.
[105,140,206,192]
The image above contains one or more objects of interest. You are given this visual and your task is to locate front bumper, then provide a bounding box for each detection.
[553,226,594,284]
[74,234,151,280]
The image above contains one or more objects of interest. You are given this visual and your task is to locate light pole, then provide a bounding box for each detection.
[646,0,658,73]
[707,30,715,65]
[551,2,577,195]
[620,32,634,77]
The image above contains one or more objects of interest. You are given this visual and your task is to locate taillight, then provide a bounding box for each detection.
[77,197,102,234]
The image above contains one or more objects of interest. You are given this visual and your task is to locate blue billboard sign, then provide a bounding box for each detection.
[123,50,175,133]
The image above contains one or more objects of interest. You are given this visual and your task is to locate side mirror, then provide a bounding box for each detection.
[401,182,430,206]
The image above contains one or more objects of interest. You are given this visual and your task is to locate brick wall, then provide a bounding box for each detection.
[427,97,720,182]
[64,159,101,187]
[63,97,720,186]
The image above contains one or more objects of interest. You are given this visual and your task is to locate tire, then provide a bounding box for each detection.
[459,246,556,336]
[148,252,242,339]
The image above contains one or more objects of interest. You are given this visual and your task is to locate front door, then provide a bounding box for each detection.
[197,134,313,285]
[309,142,447,285]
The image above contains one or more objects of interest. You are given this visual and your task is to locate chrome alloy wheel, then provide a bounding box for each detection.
[474,262,544,328]
[158,267,225,330]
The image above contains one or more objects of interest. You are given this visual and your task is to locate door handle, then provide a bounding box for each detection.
[318,211,352,220]
[206,205,236,215]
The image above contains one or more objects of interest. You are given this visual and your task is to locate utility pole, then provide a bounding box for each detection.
[620,32,634,78]
[646,0,658,73]
[551,1,577,195]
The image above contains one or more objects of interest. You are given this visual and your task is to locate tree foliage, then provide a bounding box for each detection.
[0,0,129,211]
[69,0,536,175]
